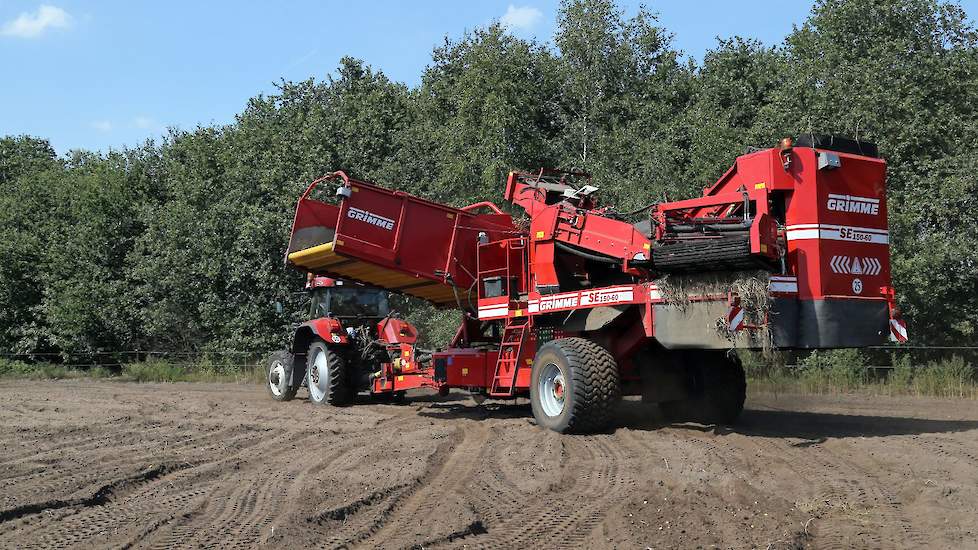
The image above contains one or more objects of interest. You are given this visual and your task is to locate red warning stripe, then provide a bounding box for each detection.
[726,305,745,332]
[889,318,908,343]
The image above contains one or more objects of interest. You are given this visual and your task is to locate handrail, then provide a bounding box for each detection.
[460,201,505,215]
[300,171,351,201]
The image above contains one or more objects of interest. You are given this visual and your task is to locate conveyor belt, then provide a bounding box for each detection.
[652,237,765,273]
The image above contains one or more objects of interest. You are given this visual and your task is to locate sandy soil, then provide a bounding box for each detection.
[1,381,977,549]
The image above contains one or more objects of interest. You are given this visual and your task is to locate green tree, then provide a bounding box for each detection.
[0,136,57,186]
[404,24,562,205]
[554,0,688,209]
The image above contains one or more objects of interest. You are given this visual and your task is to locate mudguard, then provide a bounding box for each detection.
[290,317,350,386]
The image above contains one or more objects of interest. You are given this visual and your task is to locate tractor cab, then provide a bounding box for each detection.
[305,275,390,322]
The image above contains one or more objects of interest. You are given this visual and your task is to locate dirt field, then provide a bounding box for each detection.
[1,382,977,549]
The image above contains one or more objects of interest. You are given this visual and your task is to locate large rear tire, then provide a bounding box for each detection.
[530,338,621,434]
[266,350,298,402]
[660,351,745,425]
[306,340,354,406]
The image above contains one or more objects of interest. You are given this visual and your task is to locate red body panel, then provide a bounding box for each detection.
[300,317,348,345]
[784,149,889,301]
[287,172,516,306]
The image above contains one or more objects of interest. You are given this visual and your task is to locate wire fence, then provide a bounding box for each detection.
[0,350,264,370]
[2,345,978,373]
[771,345,978,371]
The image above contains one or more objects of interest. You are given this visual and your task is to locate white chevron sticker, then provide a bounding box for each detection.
[830,255,881,275]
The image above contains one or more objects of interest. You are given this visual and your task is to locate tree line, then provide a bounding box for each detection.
[2,0,977,361]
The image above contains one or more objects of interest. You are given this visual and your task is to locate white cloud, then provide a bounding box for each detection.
[500,4,542,32]
[133,116,155,129]
[91,120,112,132]
[1,5,71,38]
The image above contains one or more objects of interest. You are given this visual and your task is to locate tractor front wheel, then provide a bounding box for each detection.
[266,350,298,402]
[530,338,621,434]
[306,340,354,406]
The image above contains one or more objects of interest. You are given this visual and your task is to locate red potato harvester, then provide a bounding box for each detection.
[272,134,907,433]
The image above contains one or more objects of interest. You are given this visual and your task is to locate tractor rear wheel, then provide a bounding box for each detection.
[306,340,354,406]
[660,351,745,425]
[530,338,621,434]
[266,350,298,401]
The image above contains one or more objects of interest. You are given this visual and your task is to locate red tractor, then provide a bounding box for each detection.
[282,135,908,433]
[265,275,435,404]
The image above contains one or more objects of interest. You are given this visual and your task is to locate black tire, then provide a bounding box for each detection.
[660,351,746,425]
[529,337,621,434]
[266,350,298,402]
[306,340,354,406]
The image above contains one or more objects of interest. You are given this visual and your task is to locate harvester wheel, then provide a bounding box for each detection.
[306,340,354,406]
[266,350,298,402]
[530,338,621,434]
[660,351,745,425]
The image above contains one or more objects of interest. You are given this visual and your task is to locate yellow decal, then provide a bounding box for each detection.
[525,359,533,365]
[336,239,345,246]
[535,231,545,238]
[514,309,523,317]
[754,182,766,189]
[397,375,404,382]
[403,350,410,357]
[760,243,768,253]
[461,368,469,376]
[352,186,359,193]
[446,212,455,219]
[643,243,651,250]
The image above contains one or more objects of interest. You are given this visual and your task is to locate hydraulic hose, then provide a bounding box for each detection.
[554,241,620,265]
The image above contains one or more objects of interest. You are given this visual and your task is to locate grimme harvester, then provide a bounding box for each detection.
[279,135,907,433]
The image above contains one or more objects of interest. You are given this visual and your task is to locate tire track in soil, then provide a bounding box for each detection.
[136,422,392,549]
[0,428,312,548]
[0,420,237,494]
[913,434,978,466]
[749,434,929,549]
[626,428,749,545]
[0,423,171,464]
[4,384,978,549]
[0,424,260,506]
[463,424,554,534]
[211,427,391,548]
[475,434,634,550]
[0,464,210,550]
[140,428,335,549]
[349,423,489,549]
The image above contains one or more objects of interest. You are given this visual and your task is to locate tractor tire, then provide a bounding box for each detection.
[660,351,746,425]
[266,350,298,402]
[530,337,621,434]
[306,340,354,406]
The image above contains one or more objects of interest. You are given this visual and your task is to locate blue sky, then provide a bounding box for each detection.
[2,1,975,154]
